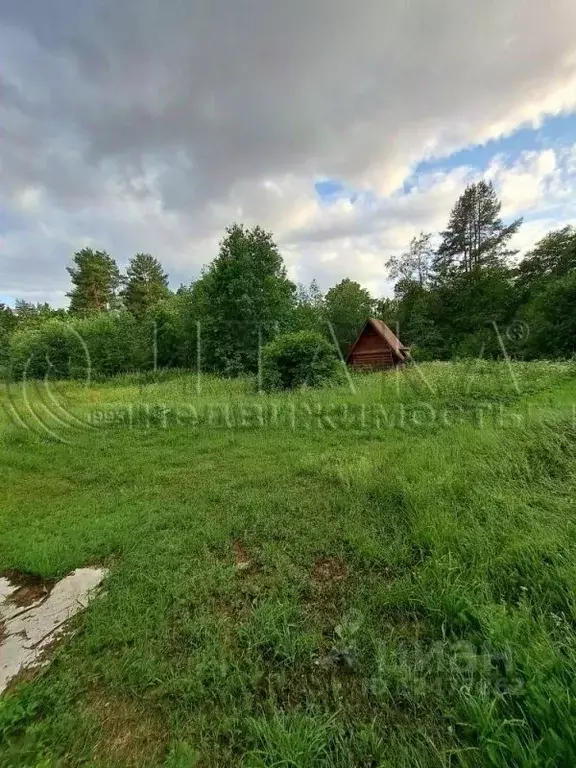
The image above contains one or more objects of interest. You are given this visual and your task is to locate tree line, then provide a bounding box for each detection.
[1,181,575,379]
[382,181,575,360]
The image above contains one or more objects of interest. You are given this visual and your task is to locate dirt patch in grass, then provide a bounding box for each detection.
[303,557,350,630]
[233,540,252,569]
[89,691,169,767]
[214,541,264,624]
[311,557,348,584]
[2,569,56,607]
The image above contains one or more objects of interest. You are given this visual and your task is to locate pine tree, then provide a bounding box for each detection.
[435,181,521,278]
[14,301,66,325]
[122,253,170,318]
[67,249,122,315]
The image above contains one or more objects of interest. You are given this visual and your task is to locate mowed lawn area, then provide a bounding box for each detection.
[1,362,576,767]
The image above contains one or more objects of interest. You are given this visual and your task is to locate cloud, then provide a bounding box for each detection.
[1,0,576,304]
[282,144,576,295]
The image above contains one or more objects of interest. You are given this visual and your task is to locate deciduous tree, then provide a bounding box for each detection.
[201,224,296,373]
[324,278,374,353]
[515,226,576,300]
[386,232,434,286]
[520,272,576,359]
[292,279,325,333]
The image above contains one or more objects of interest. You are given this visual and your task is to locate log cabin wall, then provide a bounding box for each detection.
[348,325,396,369]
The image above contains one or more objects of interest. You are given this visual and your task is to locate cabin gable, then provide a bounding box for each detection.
[346,319,407,370]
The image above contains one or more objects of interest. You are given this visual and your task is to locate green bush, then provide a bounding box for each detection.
[146,297,190,369]
[519,273,576,359]
[69,312,142,378]
[9,320,78,380]
[8,312,146,381]
[260,331,339,391]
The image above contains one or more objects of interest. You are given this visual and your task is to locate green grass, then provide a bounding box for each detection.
[1,361,576,766]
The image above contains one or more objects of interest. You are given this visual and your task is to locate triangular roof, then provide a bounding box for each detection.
[346,318,409,363]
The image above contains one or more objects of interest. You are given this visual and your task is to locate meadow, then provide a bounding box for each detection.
[1,360,576,767]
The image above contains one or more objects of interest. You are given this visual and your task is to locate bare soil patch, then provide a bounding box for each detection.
[233,540,252,568]
[2,569,56,608]
[311,556,348,584]
[89,691,169,767]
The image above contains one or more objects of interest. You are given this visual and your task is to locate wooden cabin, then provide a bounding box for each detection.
[346,318,409,370]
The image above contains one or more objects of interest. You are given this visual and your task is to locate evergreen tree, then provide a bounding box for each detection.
[14,301,67,327]
[122,253,170,318]
[435,181,521,277]
[67,248,122,315]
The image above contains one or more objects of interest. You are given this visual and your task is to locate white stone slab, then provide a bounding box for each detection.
[0,567,108,695]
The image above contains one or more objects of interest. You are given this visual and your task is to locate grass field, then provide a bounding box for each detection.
[1,360,576,767]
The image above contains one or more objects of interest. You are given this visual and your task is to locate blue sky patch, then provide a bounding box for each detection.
[315,178,380,209]
[317,114,576,203]
[314,179,348,202]
[414,113,576,177]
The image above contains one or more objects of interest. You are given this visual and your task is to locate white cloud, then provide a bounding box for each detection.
[488,149,560,216]
[1,0,576,303]
[283,145,576,293]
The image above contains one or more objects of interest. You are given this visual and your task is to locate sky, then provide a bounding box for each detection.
[1,0,576,307]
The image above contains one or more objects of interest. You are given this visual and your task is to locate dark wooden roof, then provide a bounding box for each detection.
[346,318,409,363]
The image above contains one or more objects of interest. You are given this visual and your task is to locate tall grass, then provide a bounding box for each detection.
[1,361,575,766]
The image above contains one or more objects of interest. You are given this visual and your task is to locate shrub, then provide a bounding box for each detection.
[8,312,145,381]
[69,311,142,378]
[260,331,339,391]
[9,320,79,380]
[147,298,188,369]
[519,273,576,359]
